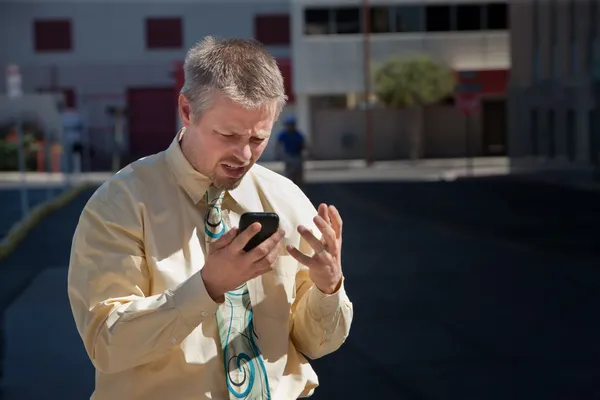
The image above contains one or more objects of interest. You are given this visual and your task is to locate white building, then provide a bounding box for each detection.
[0,0,293,168]
[291,0,511,160]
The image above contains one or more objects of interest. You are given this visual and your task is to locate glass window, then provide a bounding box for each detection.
[394,5,424,32]
[304,8,331,35]
[370,6,391,33]
[426,5,451,32]
[531,109,539,156]
[456,4,482,31]
[566,109,577,161]
[486,3,508,30]
[333,7,361,34]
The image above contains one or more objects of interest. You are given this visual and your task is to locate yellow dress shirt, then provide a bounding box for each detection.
[67,132,354,400]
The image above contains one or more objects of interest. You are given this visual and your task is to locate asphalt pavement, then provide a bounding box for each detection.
[1,178,600,399]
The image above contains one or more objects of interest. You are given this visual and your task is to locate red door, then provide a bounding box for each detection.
[127,87,177,160]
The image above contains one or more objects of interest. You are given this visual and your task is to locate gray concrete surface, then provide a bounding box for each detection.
[1,178,600,399]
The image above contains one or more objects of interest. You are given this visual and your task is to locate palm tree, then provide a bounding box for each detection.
[374,55,456,160]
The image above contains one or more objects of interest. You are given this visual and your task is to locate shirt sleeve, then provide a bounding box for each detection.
[67,185,220,375]
[288,193,354,360]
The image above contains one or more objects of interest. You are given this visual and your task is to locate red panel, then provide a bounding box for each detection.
[456,69,509,96]
[255,14,290,45]
[128,87,177,158]
[277,58,294,104]
[174,60,185,100]
[479,69,509,95]
[146,18,182,49]
[34,19,72,52]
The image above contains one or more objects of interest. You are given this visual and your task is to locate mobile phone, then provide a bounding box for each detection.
[238,212,280,252]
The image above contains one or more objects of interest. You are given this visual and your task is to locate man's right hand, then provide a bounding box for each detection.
[201,223,286,303]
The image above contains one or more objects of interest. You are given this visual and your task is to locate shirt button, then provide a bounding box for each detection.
[201,311,209,317]
[171,338,177,344]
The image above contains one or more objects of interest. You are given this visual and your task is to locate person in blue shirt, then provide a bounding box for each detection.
[277,115,306,184]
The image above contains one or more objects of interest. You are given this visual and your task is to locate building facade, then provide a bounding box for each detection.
[0,0,293,167]
[291,0,511,160]
[508,0,600,170]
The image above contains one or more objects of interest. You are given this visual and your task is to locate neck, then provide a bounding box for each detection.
[180,130,202,173]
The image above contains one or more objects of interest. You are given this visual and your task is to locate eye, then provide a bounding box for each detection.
[215,130,233,138]
[251,137,266,143]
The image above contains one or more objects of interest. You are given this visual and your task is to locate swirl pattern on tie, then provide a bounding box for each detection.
[204,187,271,399]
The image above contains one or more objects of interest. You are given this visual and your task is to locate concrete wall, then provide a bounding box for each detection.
[310,105,483,160]
[508,0,600,170]
[0,1,291,163]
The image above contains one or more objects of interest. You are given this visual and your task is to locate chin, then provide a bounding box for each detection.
[212,175,245,190]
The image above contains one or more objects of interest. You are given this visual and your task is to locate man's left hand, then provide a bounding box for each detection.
[287,203,343,295]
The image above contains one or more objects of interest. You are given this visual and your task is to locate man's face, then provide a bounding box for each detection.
[179,93,275,190]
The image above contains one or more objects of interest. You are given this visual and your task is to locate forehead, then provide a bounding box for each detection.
[206,95,275,135]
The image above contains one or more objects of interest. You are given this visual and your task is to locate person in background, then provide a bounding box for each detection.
[59,99,84,173]
[277,115,306,185]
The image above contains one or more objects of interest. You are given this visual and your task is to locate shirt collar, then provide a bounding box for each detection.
[165,128,263,212]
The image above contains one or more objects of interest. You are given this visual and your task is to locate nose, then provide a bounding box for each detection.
[232,143,252,162]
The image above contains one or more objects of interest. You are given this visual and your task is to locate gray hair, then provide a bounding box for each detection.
[181,36,287,120]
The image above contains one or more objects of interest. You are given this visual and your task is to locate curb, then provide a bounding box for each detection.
[0,183,92,262]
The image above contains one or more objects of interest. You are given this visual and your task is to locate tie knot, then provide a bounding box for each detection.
[205,187,225,208]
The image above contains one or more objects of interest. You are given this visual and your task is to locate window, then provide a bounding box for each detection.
[569,0,578,75]
[548,110,556,158]
[394,5,424,32]
[588,0,598,73]
[333,7,360,34]
[486,3,508,30]
[426,5,452,32]
[304,8,331,34]
[146,17,182,49]
[590,109,600,165]
[531,109,539,156]
[370,7,391,33]
[532,0,540,81]
[456,4,482,31]
[255,14,290,45]
[566,109,576,161]
[550,0,558,77]
[34,19,72,52]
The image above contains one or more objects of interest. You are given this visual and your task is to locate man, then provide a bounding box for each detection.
[59,100,85,173]
[277,115,306,185]
[68,37,353,400]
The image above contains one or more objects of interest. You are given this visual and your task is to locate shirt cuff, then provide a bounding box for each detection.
[169,270,220,327]
[307,276,347,320]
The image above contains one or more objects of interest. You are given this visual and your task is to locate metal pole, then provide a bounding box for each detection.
[363,0,373,166]
[16,118,29,219]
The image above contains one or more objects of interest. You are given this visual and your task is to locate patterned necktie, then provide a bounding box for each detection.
[204,187,271,400]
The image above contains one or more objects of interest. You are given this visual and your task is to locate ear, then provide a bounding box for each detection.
[178,94,193,128]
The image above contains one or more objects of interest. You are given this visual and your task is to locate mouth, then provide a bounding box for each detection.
[221,162,247,178]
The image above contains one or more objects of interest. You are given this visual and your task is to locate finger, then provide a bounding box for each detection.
[211,227,238,251]
[286,245,321,268]
[297,225,326,255]
[254,239,283,274]
[230,222,262,253]
[313,215,337,253]
[328,205,343,239]
[248,228,285,261]
[318,203,330,224]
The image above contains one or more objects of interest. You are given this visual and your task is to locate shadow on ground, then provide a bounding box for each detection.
[1,179,600,399]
